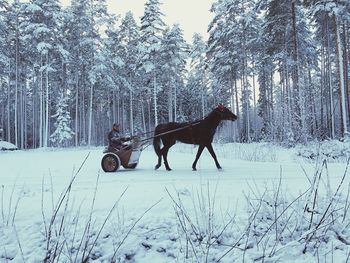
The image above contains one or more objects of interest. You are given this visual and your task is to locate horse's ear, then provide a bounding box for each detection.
[217,103,225,111]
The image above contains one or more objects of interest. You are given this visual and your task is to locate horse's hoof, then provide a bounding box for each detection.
[166,168,172,171]
[192,167,197,171]
[217,166,222,169]
[155,164,160,170]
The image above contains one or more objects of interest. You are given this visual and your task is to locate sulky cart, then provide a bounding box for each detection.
[101,136,149,172]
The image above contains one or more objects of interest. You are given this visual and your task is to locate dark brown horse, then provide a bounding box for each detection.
[153,104,238,171]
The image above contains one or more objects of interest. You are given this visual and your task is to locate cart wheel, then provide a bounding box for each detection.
[101,154,121,172]
[124,163,138,169]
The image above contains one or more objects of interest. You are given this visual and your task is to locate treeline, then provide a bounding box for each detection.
[0,0,349,148]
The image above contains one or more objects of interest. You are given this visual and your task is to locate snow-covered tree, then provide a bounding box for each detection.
[182,33,208,120]
[140,0,165,128]
[208,0,259,142]
[305,0,350,139]
[259,0,318,142]
[105,12,142,134]
[1,0,350,149]
[50,94,74,147]
[0,1,11,143]
[158,24,187,123]
[21,0,66,147]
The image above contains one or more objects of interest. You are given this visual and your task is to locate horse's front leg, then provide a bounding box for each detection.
[206,143,222,169]
[192,144,205,171]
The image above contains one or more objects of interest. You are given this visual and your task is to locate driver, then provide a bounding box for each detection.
[108,123,131,150]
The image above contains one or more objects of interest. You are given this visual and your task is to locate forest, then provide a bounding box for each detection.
[0,0,349,149]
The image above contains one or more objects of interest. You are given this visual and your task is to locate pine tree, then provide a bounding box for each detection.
[65,0,93,146]
[158,24,187,122]
[208,0,259,142]
[140,0,165,128]
[261,0,318,142]
[0,0,11,143]
[65,0,110,146]
[183,33,208,120]
[105,12,142,134]
[50,94,74,147]
[21,0,66,147]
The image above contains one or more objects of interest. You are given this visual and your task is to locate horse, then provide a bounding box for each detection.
[153,104,238,171]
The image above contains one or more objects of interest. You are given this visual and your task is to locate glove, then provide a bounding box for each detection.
[121,136,131,142]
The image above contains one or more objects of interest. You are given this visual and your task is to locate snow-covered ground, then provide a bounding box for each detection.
[1,143,350,262]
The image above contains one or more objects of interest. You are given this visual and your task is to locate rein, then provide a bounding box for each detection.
[138,120,201,143]
[113,120,203,153]
[134,109,218,141]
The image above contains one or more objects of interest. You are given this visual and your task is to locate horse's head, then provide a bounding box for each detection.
[215,103,238,121]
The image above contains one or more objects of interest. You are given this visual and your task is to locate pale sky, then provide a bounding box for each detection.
[62,0,214,43]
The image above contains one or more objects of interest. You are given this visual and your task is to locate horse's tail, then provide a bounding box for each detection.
[153,126,162,157]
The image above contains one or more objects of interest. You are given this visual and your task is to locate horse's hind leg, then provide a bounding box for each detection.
[162,146,172,171]
[161,139,175,171]
[155,153,162,170]
[154,133,163,170]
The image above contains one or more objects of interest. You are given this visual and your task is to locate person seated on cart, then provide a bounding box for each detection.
[108,123,131,150]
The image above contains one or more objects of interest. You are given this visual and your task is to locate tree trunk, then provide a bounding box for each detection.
[252,62,257,141]
[234,79,240,141]
[269,71,274,139]
[32,73,37,148]
[308,67,317,137]
[82,85,86,143]
[230,76,235,114]
[0,96,4,140]
[291,0,301,138]
[39,55,43,147]
[88,84,93,145]
[230,75,236,141]
[201,84,205,119]
[117,89,120,123]
[285,61,292,132]
[44,53,49,147]
[174,80,177,121]
[14,24,19,147]
[280,63,285,141]
[342,23,350,123]
[7,64,11,142]
[75,80,79,146]
[168,80,173,122]
[320,39,326,138]
[130,89,134,135]
[153,74,158,126]
[242,27,250,142]
[141,97,146,132]
[326,20,335,138]
[147,98,151,131]
[334,15,348,137]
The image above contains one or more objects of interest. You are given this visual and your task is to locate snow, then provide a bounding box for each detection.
[36,41,52,53]
[0,143,350,262]
[0,141,17,151]
[296,140,350,162]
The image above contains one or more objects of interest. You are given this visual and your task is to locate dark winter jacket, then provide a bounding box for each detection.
[108,130,130,149]
[108,130,122,148]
